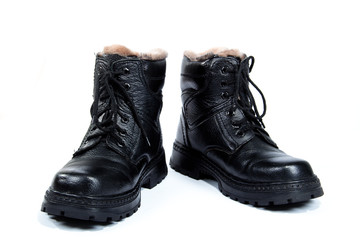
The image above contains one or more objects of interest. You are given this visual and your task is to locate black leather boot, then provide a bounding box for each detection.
[170,48,323,206]
[41,45,168,222]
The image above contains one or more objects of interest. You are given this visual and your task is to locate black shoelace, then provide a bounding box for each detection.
[86,68,150,148]
[227,56,268,136]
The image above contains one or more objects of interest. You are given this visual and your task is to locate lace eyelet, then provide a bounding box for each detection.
[236,130,245,137]
[124,67,130,74]
[124,83,131,90]
[226,110,234,116]
[120,130,127,136]
[221,81,227,87]
[121,117,129,123]
[221,91,229,99]
[221,66,228,74]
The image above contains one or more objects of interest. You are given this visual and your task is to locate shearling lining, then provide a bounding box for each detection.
[99,44,168,60]
[184,47,246,61]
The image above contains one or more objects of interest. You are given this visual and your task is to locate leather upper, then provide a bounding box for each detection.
[50,54,166,197]
[176,56,314,183]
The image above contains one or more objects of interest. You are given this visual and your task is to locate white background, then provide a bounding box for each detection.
[0,0,359,239]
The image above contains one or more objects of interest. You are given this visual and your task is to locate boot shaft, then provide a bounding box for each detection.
[94,53,166,122]
[180,55,242,126]
[76,45,167,158]
[176,49,276,152]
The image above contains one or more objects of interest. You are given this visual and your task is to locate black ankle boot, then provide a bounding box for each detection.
[41,45,168,222]
[170,48,323,206]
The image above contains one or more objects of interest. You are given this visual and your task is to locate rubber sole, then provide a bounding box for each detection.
[170,142,324,206]
[41,151,167,222]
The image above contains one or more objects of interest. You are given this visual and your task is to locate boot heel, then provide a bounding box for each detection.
[170,143,203,180]
[142,152,168,189]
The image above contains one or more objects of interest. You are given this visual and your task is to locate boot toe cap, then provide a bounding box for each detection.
[250,156,315,182]
[51,172,100,196]
[50,158,136,197]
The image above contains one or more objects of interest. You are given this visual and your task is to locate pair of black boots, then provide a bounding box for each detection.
[41,45,323,222]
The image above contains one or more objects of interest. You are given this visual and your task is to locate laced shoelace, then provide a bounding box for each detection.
[86,68,151,148]
[227,56,268,136]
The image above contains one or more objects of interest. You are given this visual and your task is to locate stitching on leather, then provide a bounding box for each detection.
[186,99,232,129]
[180,115,187,146]
[217,112,237,147]
[45,188,139,207]
[173,142,321,192]
[46,151,165,207]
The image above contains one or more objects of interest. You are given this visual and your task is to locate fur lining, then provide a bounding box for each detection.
[99,44,168,60]
[184,47,246,61]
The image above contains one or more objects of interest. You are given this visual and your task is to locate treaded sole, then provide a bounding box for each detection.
[41,151,167,222]
[170,142,324,207]
[41,199,141,222]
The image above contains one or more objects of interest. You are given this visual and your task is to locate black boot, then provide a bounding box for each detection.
[170,48,323,206]
[41,45,168,222]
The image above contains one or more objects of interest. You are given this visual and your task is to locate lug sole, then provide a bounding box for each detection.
[41,151,167,222]
[170,142,324,206]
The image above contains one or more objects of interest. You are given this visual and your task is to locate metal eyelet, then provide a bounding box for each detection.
[121,117,129,123]
[124,83,131,90]
[226,110,234,116]
[124,67,130,74]
[221,66,228,74]
[237,131,245,137]
[221,91,229,99]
